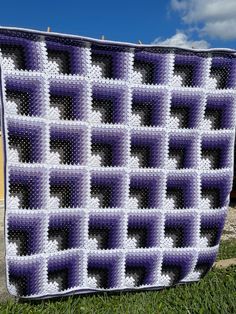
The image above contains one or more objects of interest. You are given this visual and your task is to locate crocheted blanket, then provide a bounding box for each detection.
[1,27,235,299]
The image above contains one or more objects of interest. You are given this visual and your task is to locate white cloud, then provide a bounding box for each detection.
[170,0,236,40]
[204,20,236,40]
[152,31,210,49]
[171,0,188,11]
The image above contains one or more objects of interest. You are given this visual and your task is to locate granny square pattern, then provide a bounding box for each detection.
[1,27,236,299]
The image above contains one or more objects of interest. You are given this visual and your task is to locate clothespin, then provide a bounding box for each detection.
[138,40,142,44]
[47,27,51,32]
[101,35,105,40]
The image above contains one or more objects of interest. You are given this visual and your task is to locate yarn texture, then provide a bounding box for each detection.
[1,27,236,299]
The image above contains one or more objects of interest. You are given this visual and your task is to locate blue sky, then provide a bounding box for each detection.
[0,0,236,49]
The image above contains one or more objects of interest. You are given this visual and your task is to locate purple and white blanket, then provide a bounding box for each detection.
[0,27,235,299]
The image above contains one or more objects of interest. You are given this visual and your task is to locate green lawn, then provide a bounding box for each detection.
[217,238,236,261]
[1,240,236,314]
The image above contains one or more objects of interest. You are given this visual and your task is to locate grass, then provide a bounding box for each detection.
[0,266,235,314]
[217,238,236,261]
[1,240,236,314]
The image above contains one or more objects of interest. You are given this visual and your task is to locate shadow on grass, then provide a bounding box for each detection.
[16,279,203,306]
